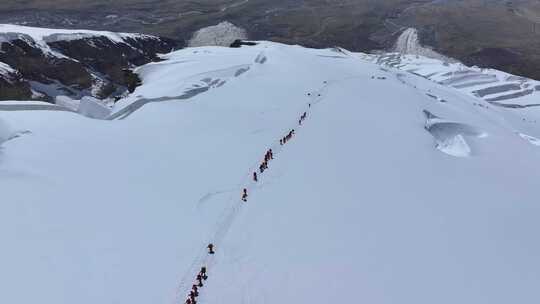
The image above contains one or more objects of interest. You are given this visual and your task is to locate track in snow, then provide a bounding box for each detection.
[173,77,351,304]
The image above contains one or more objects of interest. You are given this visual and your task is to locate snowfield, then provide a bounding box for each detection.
[1,41,539,304]
[0,117,12,144]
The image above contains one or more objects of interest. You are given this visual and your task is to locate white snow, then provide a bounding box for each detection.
[78,96,111,119]
[55,95,81,111]
[0,117,12,144]
[1,41,540,304]
[188,21,248,47]
[0,100,52,106]
[394,28,453,62]
[0,61,16,77]
[374,51,540,108]
[370,52,540,142]
[518,132,540,146]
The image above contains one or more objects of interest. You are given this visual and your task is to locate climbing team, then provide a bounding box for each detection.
[299,112,307,125]
[185,256,212,303]
[248,111,308,202]
[248,148,277,201]
[281,129,295,145]
[185,266,209,304]
[184,86,322,304]
[241,188,248,202]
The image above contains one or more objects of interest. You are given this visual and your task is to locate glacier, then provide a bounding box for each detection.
[0,41,539,304]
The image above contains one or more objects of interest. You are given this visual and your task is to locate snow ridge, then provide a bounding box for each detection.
[423,110,487,157]
[175,80,327,304]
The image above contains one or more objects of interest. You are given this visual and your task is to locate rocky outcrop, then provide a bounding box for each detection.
[230,40,258,48]
[0,66,33,100]
[0,25,178,102]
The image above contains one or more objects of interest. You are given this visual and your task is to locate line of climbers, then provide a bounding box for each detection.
[184,84,323,303]
[299,112,307,125]
[184,244,215,304]
[185,266,208,304]
[259,149,274,174]
[244,148,275,202]
[245,110,310,201]
[280,129,295,146]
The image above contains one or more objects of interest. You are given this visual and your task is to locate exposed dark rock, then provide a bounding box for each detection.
[0,76,33,100]
[0,38,92,89]
[465,48,522,70]
[0,31,177,101]
[460,48,540,81]
[230,40,258,48]
[123,69,142,93]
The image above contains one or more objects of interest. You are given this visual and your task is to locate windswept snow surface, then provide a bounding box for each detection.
[1,42,540,304]
[0,117,12,144]
[370,51,540,145]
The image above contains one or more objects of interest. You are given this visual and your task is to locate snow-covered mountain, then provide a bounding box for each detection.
[0,24,176,101]
[1,40,539,304]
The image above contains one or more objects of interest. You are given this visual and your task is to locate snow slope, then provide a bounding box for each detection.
[1,42,539,304]
[0,117,12,144]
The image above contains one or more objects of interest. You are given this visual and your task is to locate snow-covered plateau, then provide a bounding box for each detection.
[1,39,539,304]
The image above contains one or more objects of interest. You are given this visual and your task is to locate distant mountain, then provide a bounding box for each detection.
[0,0,539,80]
[0,24,176,101]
